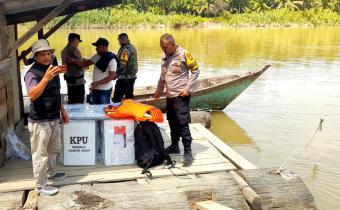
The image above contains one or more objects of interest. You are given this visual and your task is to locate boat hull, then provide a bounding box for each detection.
[139,65,269,112]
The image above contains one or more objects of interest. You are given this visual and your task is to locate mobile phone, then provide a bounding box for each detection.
[57,65,67,73]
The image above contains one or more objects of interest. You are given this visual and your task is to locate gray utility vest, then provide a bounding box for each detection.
[26,63,61,121]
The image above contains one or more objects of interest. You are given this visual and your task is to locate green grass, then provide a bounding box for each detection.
[20,8,340,28]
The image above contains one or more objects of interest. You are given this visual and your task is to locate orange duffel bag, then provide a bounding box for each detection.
[104,99,164,123]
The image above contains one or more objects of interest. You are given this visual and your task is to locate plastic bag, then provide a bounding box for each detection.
[5,127,31,160]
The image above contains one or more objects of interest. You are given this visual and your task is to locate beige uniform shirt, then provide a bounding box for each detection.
[156,47,199,98]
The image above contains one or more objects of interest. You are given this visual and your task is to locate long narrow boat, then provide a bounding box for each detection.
[134,65,270,112]
[23,65,270,114]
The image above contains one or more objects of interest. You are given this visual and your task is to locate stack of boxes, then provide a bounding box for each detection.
[62,104,136,166]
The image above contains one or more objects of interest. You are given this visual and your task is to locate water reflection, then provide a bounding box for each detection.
[209,111,254,146]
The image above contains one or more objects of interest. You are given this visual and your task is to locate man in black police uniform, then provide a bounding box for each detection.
[154,33,199,166]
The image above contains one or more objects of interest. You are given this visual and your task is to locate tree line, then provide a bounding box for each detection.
[120,0,339,16]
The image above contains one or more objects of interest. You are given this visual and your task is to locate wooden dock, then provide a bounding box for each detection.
[0,123,317,209]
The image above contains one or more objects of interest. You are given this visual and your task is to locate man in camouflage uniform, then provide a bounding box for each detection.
[154,33,199,166]
[114,33,138,103]
[61,33,86,104]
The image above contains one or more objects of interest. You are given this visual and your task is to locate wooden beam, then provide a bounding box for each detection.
[193,200,234,210]
[229,171,262,210]
[37,26,43,39]
[8,0,74,55]
[18,13,75,61]
[5,0,122,25]
[44,13,75,38]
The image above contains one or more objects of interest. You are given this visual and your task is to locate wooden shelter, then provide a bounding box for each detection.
[0,0,122,163]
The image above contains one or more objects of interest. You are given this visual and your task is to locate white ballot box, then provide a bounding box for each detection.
[102,119,136,166]
[63,120,96,165]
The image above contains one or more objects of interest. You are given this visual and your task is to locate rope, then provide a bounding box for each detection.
[275,118,324,178]
[190,108,224,112]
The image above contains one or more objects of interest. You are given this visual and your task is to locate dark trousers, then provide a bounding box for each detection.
[166,96,192,148]
[67,84,85,104]
[113,78,136,103]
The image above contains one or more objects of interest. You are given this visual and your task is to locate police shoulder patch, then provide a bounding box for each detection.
[120,50,129,64]
[184,51,198,71]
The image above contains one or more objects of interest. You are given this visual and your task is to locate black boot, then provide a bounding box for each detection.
[183,146,193,167]
[166,144,180,154]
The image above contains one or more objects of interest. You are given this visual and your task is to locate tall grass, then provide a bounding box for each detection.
[20,8,340,29]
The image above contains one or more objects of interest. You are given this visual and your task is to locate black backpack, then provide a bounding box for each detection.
[134,121,174,177]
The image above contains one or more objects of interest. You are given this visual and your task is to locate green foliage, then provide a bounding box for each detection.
[19,1,340,28]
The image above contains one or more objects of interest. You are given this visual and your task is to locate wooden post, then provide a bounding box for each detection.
[8,0,74,55]
[190,111,212,128]
[18,13,75,61]
[22,190,39,210]
[0,5,8,60]
[14,24,24,120]
[229,171,262,210]
[37,24,44,39]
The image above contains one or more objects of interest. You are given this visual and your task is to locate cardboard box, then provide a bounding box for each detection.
[102,119,135,166]
[63,120,96,165]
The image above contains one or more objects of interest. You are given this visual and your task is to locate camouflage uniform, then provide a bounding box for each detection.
[114,43,138,102]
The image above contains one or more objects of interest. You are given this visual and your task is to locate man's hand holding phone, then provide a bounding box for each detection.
[56,65,67,74]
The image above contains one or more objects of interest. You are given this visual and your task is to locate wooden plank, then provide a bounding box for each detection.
[18,13,75,61]
[0,116,8,136]
[0,132,6,167]
[0,163,234,193]
[0,156,231,178]
[37,23,43,39]
[6,83,14,126]
[5,0,122,25]
[0,88,7,120]
[0,59,11,77]
[8,0,73,54]
[194,124,257,170]
[0,191,23,210]
[0,5,8,59]
[22,190,39,210]
[193,200,234,210]
[37,172,250,210]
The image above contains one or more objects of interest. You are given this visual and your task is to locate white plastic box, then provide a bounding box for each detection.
[102,119,136,166]
[63,120,96,165]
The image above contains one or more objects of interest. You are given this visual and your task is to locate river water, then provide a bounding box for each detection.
[19,27,340,209]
